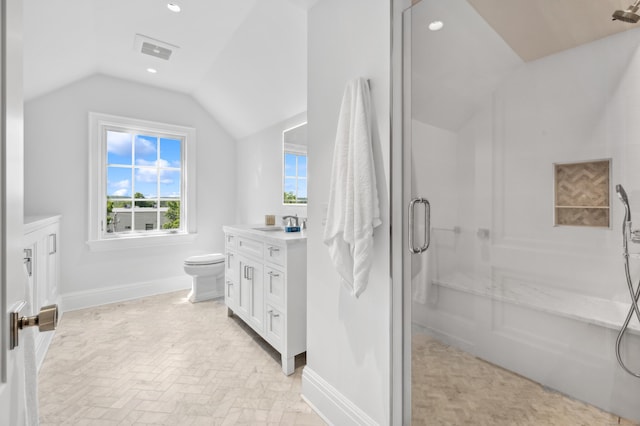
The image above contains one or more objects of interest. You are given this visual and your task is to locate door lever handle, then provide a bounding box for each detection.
[10,303,59,350]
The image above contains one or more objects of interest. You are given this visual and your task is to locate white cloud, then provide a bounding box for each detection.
[135,160,177,183]
[112,179,130,189]
[136,159,170,167]
[136,168,159,183]
[112,188,128,197]
[135,136,157,156]
[106,131,132,156]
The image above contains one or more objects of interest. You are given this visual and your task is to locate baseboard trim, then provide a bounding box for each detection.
[35,330,55,372]
[61,276,191,312]
[301,366,378,426]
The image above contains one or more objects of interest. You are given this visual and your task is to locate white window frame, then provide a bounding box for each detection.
[282,149,308,205]
[282,122,308,206]
[88,112,197,251]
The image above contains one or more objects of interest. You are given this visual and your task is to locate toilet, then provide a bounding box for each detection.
[183,253,225,303]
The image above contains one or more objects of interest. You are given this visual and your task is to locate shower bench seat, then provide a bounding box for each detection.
[430,277,640,335]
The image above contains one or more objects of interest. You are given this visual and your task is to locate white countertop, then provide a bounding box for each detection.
[223,224,307,242]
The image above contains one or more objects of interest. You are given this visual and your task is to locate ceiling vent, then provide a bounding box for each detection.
[134,34,180,61]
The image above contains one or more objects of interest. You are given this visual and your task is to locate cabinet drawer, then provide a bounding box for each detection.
[237,236,263,260]
[225,279,237,311]
[264,243,285,266]
[265,266,285,307]
[265,304,284,351]
[225,252,237,282]
[225,233,237,250]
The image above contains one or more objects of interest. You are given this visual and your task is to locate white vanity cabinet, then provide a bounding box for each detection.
[223,225,307,375]
[24,215,61,370]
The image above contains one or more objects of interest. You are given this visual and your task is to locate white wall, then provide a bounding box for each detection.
[303,0,391,424]
[24,74,237,309]
[236,112,307,225]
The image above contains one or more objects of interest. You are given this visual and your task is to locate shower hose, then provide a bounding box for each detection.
[617,219,640,378]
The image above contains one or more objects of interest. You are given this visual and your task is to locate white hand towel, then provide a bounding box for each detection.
[23,266,39,426]
[323,78,381,297]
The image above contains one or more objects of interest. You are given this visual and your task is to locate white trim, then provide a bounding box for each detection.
[88,112,197,248]
[283,143,307,154]
[301,366,379,426]
[391,1,414,425]
[60,276,191,312]
[35,329,55,372]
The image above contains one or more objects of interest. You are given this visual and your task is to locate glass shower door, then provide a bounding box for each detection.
[403,0,640,424]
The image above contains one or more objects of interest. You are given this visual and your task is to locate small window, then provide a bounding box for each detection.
[283,122,307,205]
[88,113,196,249]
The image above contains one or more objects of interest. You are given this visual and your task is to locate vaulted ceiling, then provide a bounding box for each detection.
[25,1,640,138]
[23,0,316,139]
[411,0,640,130]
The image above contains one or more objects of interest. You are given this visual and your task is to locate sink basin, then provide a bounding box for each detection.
[253,226,284,232]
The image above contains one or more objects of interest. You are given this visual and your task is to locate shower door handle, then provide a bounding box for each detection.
[408,197,430,254]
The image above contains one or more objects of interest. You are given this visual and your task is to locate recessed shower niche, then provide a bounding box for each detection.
[554,159,611,227]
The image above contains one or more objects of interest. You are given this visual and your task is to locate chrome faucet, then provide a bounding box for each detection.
[282,215,299,227]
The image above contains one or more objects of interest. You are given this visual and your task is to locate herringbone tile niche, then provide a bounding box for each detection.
[554,159,610,227]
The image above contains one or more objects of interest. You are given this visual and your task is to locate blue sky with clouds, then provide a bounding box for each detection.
[284,152,307,198]
[107,131,181,200]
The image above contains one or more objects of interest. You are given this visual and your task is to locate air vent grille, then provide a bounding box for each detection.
[133,34,180,61]
[141,42,172,60]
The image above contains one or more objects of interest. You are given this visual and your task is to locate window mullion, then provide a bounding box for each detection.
[131,134,136,232]
[156,137,161,231]
[295,155,299,202]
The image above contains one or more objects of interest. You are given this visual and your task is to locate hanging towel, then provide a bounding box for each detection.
[323,77,381,297]
[23,265,39,426]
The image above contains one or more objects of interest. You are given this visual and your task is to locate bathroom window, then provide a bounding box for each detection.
[554,159,610,227]
[283,152,307,204]
[88,113,197,250]
[283,122,307,205]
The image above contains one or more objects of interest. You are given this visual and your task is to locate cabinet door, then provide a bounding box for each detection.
[238,255,264,332]
[224,251,239,312]
[246,259,264,332]
[237,257,251,319]
[46,228,58,301]
[225,251,237,284]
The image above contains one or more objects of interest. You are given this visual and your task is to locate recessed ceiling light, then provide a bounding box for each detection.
[428,21,444,31]
[147,68,157,74]
[167,3,181,12]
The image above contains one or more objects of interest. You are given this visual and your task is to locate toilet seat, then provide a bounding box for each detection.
[184,253,224,266]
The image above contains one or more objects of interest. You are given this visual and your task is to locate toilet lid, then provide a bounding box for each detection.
[185,253,225,266]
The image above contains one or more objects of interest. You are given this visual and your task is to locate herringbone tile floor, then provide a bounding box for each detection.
[38,291,325,425]
[40,291,638,425]
[412,332,640,426]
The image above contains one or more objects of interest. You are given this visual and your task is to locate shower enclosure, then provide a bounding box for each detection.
[393,0,640,423]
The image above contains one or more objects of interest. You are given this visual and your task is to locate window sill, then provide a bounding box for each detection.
[86,232,197,252]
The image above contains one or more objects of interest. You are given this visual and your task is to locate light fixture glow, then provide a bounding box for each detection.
[167,3,181,12]
[147,68,157,74]
[428,21,444,31]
